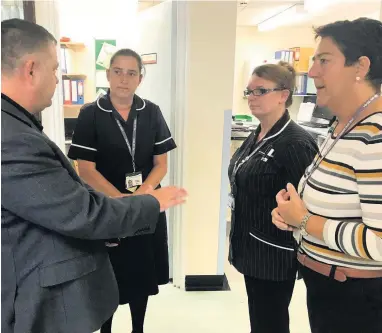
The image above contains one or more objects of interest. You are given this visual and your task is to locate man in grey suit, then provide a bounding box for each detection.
[1,19,187,333]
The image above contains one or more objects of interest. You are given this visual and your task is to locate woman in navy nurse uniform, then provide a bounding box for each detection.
[68,48,176,333]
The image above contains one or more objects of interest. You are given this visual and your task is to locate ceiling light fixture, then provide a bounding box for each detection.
[303,0,346,13]
[257,4,307,32]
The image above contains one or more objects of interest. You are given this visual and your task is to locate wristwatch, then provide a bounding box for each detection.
[300,213,313,237]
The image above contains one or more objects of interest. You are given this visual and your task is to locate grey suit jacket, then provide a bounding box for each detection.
[1,95,160,333]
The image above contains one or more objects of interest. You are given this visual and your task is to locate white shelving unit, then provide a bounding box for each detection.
[60,41,88,119]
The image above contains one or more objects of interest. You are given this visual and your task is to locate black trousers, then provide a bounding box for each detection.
[244,275,295,333]
[300,264,382,333]
[100,296,148,333]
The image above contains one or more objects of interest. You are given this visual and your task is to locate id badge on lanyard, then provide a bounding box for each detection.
[125,172,143,190]
[115,118,143,191]
[227,192,235,211]
[228,139,267,211]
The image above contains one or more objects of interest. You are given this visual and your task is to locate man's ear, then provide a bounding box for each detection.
[21,59,36,85]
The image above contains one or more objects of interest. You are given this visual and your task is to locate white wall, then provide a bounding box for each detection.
[134,0,176,278]
[58,0,138,44]
[58,0,139,103]
[1,0,24,20]
[233,25,317,118]
[136,1,174,168]
[35,0,66,152]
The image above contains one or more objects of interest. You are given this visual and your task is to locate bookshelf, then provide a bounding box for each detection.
[60,41,88,118]
[60,42,86,51]
[62,73,87,79]
[63,106,81,118]
[63,104,82,108]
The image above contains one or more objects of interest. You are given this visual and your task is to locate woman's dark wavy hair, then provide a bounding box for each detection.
[314,17,382,92]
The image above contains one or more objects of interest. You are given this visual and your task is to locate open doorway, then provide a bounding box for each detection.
[223,1,381,331]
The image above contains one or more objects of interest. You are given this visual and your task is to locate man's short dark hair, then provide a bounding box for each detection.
[314,18,382,92]
[1,18,57,74]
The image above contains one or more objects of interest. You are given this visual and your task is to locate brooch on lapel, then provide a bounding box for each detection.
[260,147,275,162]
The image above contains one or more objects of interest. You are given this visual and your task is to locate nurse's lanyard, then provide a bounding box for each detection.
[299,93,381,199]
[116,118,137,172]
[229,119,291,210]
[230,140,267,200]
[96,93,147,173]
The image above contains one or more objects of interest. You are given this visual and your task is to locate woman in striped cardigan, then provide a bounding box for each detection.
[272,18,382,333]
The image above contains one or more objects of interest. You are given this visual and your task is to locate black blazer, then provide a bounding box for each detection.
[1,94,160,333]
[228,111,318,281]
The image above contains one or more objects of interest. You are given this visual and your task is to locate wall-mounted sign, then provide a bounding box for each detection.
[95,39,116,94]
[95,39,117,70]
[142,53,157,65]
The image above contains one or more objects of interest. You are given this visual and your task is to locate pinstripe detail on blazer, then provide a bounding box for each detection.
[228,111,318,281]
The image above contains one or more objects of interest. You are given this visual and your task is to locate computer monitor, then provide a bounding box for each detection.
[311,105,333,121]
[303,95,333,121]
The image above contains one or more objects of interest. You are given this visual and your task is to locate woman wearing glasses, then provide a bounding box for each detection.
[272,18,382,333]
[68,49,176,333]
[228,61,317,333]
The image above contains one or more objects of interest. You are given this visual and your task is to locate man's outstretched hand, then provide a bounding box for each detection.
[144,185,188,212]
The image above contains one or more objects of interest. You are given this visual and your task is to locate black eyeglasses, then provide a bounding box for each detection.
[243,87,284,97]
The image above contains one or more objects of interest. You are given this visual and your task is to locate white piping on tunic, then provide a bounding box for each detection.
[263,119,292,141]
[249,232,294,251]
[96,94,146,112]
[71,143,97,152]
[155,137,173,145]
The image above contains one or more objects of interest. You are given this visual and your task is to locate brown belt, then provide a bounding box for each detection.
[297,252,382,282]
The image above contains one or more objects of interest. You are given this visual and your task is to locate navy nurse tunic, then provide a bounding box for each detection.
[68,92,176,302]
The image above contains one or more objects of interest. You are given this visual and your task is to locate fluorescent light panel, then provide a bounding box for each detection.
[257,4,307,32]
[303,0,350,12]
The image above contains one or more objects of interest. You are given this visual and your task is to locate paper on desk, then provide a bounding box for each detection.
[297,102,315,122]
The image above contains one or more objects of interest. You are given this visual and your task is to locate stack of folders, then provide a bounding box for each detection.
[274,50,294,65]
[295,73,308,95]
[60,47,68,74]
[63,79,85,105]
[61,46,85,105]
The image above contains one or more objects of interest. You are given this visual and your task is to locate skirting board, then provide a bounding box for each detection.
[185,274,230,291]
